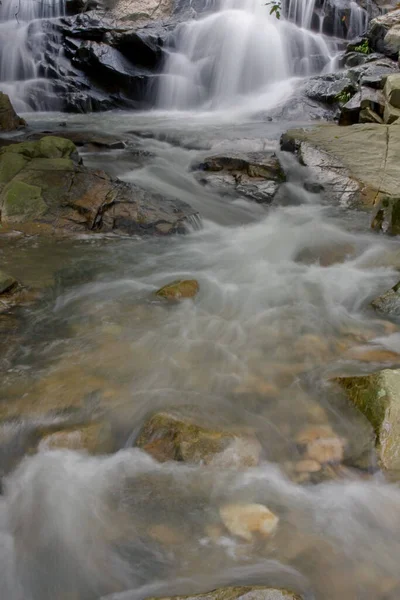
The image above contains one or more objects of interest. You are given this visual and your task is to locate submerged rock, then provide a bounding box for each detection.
[0,93,26,132]
[0,271,17,295]
[371,281,400,314]
[219,503,279,542]
[136,410,262,468]
[337,369,400,471]
[37,421,114,454]
[372,196,400,234]
[146,587,302,600]
[0,136,197,235]
[156,279,199,300]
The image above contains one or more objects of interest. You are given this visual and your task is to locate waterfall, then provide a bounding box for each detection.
[0,0,64,112]
[157,0,369,110]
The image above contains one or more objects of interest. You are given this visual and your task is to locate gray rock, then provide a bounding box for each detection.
[383,101,400,123]
[384,73,400,107]
[368,9,400,57]
[339,86,385,125]
[144,587,302,600]
[371,281,400,314]
[359,106,384,123]
[304,72,357,104]
[0,93,26,132]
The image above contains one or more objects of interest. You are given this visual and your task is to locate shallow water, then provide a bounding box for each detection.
[2,110,400,600]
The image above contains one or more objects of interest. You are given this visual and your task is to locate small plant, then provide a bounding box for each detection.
[335,90,352,104]
[266,0,281,19]
[354,39,370,54]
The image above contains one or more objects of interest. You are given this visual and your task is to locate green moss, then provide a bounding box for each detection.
[0,152,29,184]
[26,158,75,172]
[0,136,77,160]
[2,180,47,223]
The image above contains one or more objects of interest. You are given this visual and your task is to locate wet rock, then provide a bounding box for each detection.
[359,107,384,123]
[194,153,284,204]
[337,369,400,471]
[219,503,279,542]
[136,410,262,468]
[294,459,322,473]
[147,523,185,545]
[0,93,26,132]
[146,587,303,600]
[372,196,400,234]
[37,421,113,454]
[304,72,357,104]
[371,281,400,314]
[156,279,199,300]
[0,271,17,295]
[295,424,345,465]
[0,137,197,235]
[339,87,385,125]
[110,0,173,22]
[280,124,400,208]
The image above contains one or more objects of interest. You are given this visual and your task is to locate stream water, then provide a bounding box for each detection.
[2,0,400,599]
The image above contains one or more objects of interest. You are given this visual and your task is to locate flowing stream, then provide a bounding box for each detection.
[2,0,400,599]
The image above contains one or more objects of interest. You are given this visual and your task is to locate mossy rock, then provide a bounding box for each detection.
[0,92,26,132]
[0,152,29,185]
[337,369,400,471]
[36,421,114,454]
[145,586,303,600]
[372,196,400,235]
[156,279,199,300]
[0,136,77,160]
[2,180,47,223]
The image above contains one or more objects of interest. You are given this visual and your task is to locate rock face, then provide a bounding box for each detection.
[194,153,285,204]
[0,93,26,132]
[280,124,400,209]
[136,410,262,468]
[146,587,302,600]
[0,136,197,235]
[338,370,400,471]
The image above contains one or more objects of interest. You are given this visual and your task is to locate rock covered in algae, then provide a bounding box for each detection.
[337,369,400,471]
[145,586,302,600]
[136,410,261,468]
[155,279,199,300]
[0,270,17,294]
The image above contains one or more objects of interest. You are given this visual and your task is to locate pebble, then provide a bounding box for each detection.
[219,502,279,542]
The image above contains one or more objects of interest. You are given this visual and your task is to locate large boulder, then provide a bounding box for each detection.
[368,9,400,57]
[194,153,285,204]
[109,0,173,22]
[145,588,302,600]
[135,410,262,468]
[337,369,400,471]
[0,136,197,235]
[280,123,400,209]
[0,93,26,132]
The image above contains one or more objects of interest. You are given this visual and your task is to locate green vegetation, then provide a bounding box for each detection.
[266,1,281,19]
[354,39,370,54]
[335,90,352,104]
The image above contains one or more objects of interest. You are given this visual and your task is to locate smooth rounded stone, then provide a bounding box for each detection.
[0,93,26,132]
[0,137,198,235]
[37,421,114,454]
[305,437,344,465]
[155,279,199,300]
[219,503,279,542]
[145,586,303,600]
[337,369,400,470]
[135,410,261,468]
[0,270,17,295]
[294,459,322,473]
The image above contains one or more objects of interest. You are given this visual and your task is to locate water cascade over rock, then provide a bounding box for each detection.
[0,0,64,111]
[157,0,370,110]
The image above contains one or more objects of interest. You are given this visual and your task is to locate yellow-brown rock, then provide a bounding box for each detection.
[155,279,199,300]
[219,503,279,542]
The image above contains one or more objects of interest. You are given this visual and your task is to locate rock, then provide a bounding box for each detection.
[372,195,400,234]
[295,425,336,445]
[368,9,400,57]
[305,437,345,464]
[304,72,357,104]
[383,101,400,123]
[156,279,199,300]
[219,503,279,542]
[0,271,17,295]
[359,107,384,123]
[0,137,197,235]
[135,410,262,468]
[371,281,400,314]
[280,124,400,208]
[145,587,302,600]
[37,422,113,454]
[337,369,400,471]
[194,153,284,204]
[0,93,26,132]
[339,87,385,125]
[384,73,400,108]
[110,0,173,22]
[147,523,185,545]
[294,459,322,473]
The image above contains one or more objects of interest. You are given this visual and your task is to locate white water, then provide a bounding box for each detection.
[0,0,64,111]
[157,0,368,110]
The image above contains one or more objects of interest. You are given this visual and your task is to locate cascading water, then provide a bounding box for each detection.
[157,0,368,110]
[0,0,64,111]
